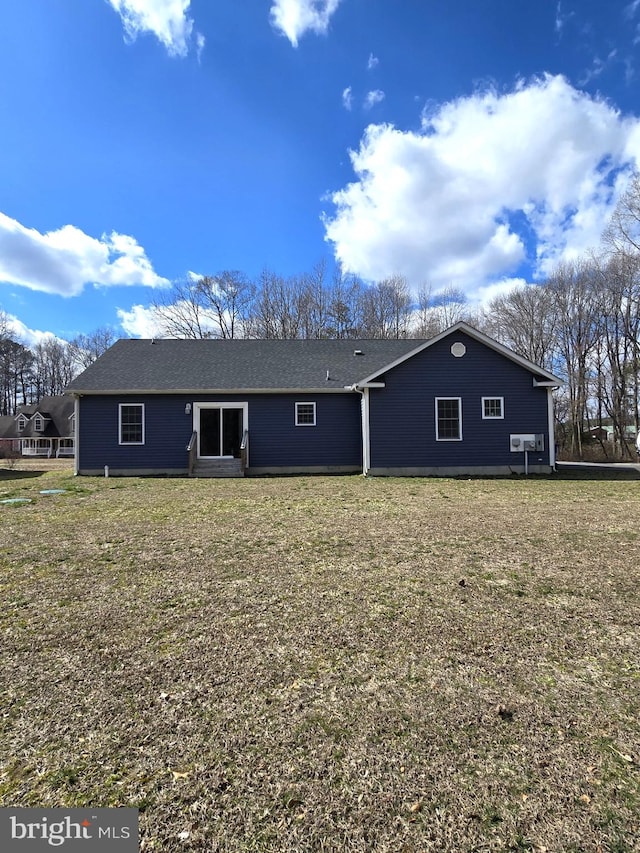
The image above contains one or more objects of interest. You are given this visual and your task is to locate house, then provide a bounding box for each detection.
[65,322,562,478]
[585,423,636,443]
[0,396,76,459]
[0,415,20,457]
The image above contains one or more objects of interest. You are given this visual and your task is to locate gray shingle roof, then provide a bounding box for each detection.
[0,396,75,440]
[0,415,16,440]
[65,338,430,393]
[0,396,75,439]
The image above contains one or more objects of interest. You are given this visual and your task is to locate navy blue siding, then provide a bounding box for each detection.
[247,393,361,467]
[369,332,551,469]
[77,396,194,471]
[77,393,361,472]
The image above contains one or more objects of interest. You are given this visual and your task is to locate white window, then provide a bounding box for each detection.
[33,414,45,432]
[295,402,316,426]
[435,397,462,441]
[16,414,28,432]
[119,403,145,444]
[482,397,504,419]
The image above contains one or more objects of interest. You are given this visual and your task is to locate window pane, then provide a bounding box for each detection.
[437,399,460,439]
[483,398,503,418]
[120,405,143,443]
[296,403,315,425]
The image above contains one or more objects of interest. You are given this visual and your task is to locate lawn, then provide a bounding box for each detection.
[1,463,639,852]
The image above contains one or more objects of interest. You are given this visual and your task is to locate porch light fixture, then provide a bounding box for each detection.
[185,403,192,415]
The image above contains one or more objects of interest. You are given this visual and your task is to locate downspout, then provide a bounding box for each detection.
[73,395,79,476]
[547,387,556,470]
[362,387,370,476]
[350,385,370,476]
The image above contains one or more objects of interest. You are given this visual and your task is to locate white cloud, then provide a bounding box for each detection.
[367,53,379,70]
[580,49,618,85]
[0,212,169,296]
[270,0,342,47]
[467,277,532,308]
[4,313,66,349]
[342,86,353,111]
[554,2,574,37]
[324,74,640,293]
[116,299,226,338]
[106,0,203,58]
[364,89,385,110]
[117,304,166,338]
[625,0,640,19]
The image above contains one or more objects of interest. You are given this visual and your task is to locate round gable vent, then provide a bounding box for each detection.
[451,342,466,358]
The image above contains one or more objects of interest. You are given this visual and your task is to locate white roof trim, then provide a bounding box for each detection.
[356,321,563,386]
[68,387,354,396]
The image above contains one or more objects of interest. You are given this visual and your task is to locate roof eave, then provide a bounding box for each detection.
[67,386,357,395]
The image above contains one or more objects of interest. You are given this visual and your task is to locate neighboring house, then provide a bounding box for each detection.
[586,423,636,443]
[0,396,75,458]
[0,415,20,456]
[65,322,562,478]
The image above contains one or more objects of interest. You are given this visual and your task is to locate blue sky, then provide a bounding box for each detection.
[2,0,640,344]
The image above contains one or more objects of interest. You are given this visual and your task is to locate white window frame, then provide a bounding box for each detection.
[482,397,504,420]
[119,403,145,445]
[435,397,462,441]
[33,414,45,432]
[295,402,316,427]
[16,414,28,432]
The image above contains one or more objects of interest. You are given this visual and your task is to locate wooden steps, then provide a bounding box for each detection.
[190,458,244,478]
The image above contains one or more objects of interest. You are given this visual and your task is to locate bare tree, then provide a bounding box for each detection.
[0,337,34,414]
[68,327,118,370]
[246,270,305,339]
[588,253,640,457]
[32,338,75,398]
[603,171,640,258]
[482,284,557,370]
[152,277,213,339]
[360,276,412,339]
[430,287,470,332]
[546,260,600,458]
[152,272,254,339]
[0,307,9,342]
[326,272,365,338]
[296,260,332,339]
[197,271,255,338]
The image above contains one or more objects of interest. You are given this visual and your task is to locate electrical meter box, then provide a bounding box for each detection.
[510,433,536,451]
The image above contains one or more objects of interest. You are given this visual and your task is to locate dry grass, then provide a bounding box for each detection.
[1,463,639,852]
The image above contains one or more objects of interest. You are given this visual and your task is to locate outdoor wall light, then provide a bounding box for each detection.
[185,403,192,415]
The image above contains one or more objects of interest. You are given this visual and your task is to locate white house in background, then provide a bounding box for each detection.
[0,396,75,458]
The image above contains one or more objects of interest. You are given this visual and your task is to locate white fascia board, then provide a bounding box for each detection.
[356,321,564,386]
[69,387,355,395]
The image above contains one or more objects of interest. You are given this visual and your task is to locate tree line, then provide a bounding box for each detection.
[3,174,640,459]
[0,321,117,416]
